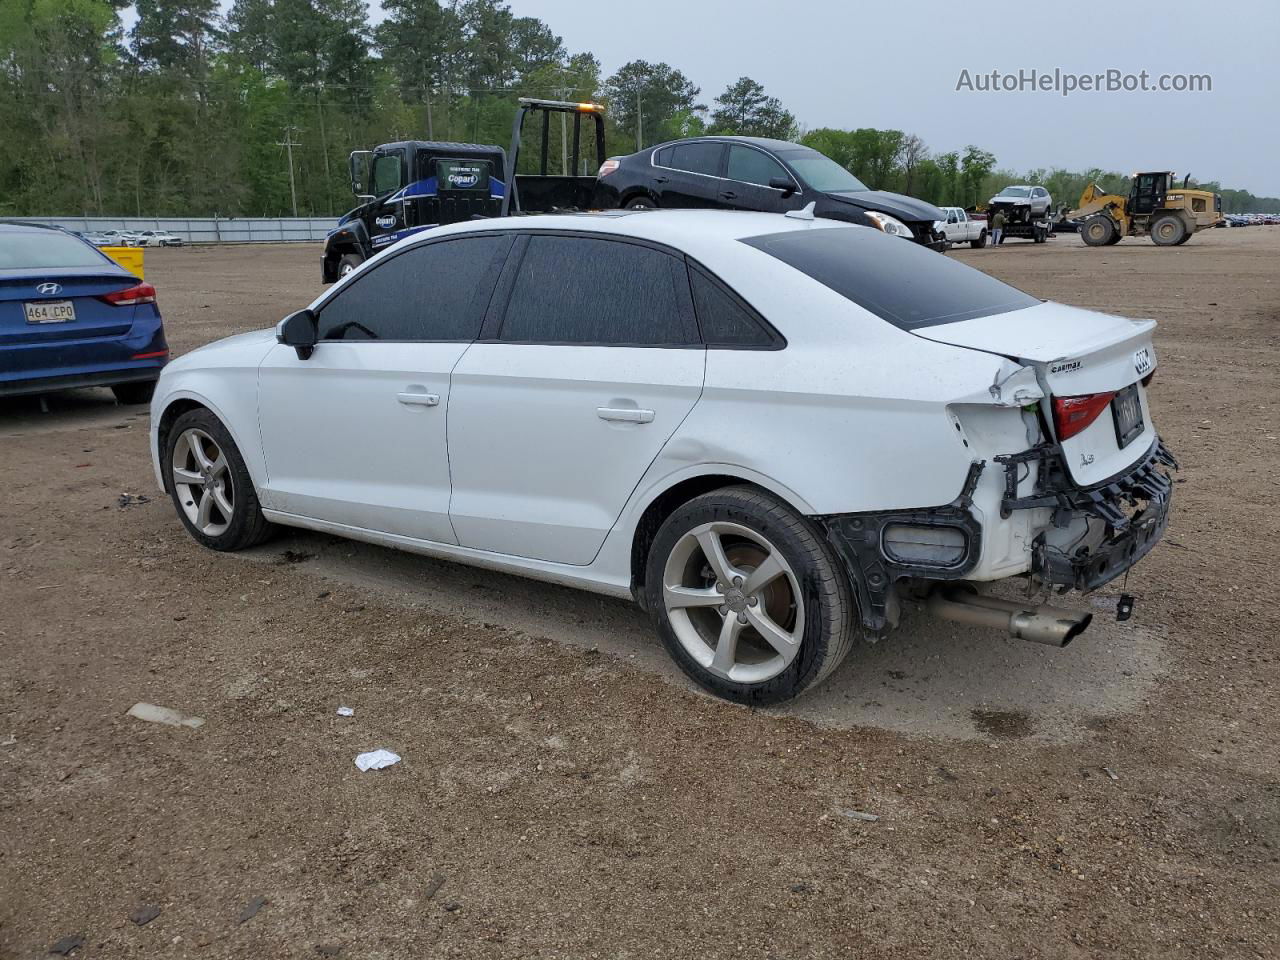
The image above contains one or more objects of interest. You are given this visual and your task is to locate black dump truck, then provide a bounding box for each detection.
[322,98,607,281]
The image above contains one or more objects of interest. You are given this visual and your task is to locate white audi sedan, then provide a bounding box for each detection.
[150,210,1175,704]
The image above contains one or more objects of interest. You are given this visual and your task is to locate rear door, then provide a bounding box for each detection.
[257,233,510,541]
[719,144,802,214]
[447,233,705,564]
[653,141,726,208]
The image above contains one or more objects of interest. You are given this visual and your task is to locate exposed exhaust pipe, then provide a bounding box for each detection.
[928,588,1093,647]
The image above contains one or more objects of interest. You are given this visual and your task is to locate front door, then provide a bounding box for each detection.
[718,144,802,214]
[447,233,705,565]
[257,233,510,542]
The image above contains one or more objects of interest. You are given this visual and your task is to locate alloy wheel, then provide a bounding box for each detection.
[661,521,804,684]
[171,428,234,537]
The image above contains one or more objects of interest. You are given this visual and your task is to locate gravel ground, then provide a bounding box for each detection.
[2,227,1278,959]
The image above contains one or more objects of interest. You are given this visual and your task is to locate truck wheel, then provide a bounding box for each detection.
[338,253,363,277]
[645,486,855,705]
[970,230,988,249]
[1082,216,1115,246]
[1174,233,1192,245]
[625,195,656,210]
[1151,215,1188,246]
[1106,232,1123,245]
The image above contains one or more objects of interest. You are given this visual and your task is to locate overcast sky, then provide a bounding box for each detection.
[509,0,1278,196]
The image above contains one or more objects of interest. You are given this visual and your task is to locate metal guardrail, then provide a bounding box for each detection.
[7,216,339,244]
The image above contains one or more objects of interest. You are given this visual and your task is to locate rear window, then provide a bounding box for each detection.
[0,230,110,271]
[741,227,1038,329]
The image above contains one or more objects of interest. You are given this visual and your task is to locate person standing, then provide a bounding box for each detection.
[991,208,1006,246]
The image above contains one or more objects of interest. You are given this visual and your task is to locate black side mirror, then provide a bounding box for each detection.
[769,176,797,197]
[278,308,318,360]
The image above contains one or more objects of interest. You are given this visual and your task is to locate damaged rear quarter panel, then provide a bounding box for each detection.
[647,268,1023,516]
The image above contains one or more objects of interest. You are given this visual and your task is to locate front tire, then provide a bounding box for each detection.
[338,253,363,277]
[625,195,656,210]
[645,486,855,705]
[164,409,274,552]
[1082,215,1116,246]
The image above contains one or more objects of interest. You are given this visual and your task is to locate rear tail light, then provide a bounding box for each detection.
[98,282,157,306]
[597,158,620,177]
[1052,391,1115,441]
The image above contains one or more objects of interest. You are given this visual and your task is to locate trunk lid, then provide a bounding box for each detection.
[0,271,141,348]
[914,301,1159,485]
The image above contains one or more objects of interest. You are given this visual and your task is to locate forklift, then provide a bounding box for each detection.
[1069,172,1223,247]
[322,98,607,281]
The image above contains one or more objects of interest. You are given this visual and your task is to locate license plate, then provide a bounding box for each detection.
[25,300,76,324]
[1112,383,1144,448]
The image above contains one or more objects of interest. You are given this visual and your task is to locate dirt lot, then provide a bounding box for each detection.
[2,228,1278,959]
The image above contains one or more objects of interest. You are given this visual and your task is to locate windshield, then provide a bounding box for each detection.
[0,230,112,271]
[779,149,869,193]
[997,186,1032,197]
[742,226,1038,330]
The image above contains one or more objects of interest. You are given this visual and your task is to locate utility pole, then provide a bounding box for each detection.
[425,89,434,140]
[636,88,643,151]
[277,127,301,218]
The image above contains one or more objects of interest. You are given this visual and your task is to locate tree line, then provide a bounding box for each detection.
[2,0,1275,218]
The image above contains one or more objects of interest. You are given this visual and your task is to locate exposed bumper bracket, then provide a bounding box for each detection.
[820,460,985,639]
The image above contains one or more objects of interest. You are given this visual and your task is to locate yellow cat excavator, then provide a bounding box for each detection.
[1068,171,1223,246]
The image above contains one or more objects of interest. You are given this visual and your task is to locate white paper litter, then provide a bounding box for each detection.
[336,706,354,717]
[127,702,204,729]
[354,749,401,771]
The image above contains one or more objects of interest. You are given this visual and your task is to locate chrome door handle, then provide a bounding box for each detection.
[397,391,440,406]
[597,406,654,423]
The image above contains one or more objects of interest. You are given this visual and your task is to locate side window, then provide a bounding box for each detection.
[667,141,724,177]
[689,267,780,349]
[499,236,694,346]
[726,146,790,188]
[653,146,671,167]
[318,235,505,341]
[371,153,403,195]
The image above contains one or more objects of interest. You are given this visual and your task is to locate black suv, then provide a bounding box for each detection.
[596,137,946,251]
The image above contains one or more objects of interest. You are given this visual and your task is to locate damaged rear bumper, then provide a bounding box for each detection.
[997,437,1178,592]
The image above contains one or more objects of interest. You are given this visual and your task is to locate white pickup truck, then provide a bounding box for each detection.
[937,207,988,248]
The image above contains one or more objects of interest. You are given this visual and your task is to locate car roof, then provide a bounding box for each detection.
[402,209,853,249]
[0,220,69,235]
[647,135,807,154]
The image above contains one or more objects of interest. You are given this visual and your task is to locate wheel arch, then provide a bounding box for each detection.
[153,388,267,496]
[621,187,659,208]
[624,467,817,607]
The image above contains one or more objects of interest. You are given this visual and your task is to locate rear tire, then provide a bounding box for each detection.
[111,381,156,405]
[970,230,988,249]
[625,195,656,210]
[1082,215,1116,246]
[645,486,855,705]
[1151,214,1188,245]
[164,408,274,552]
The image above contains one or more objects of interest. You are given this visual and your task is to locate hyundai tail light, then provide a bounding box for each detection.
[98,282,157,306]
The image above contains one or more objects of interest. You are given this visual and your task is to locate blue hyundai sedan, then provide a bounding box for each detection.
[0,222,169,403]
